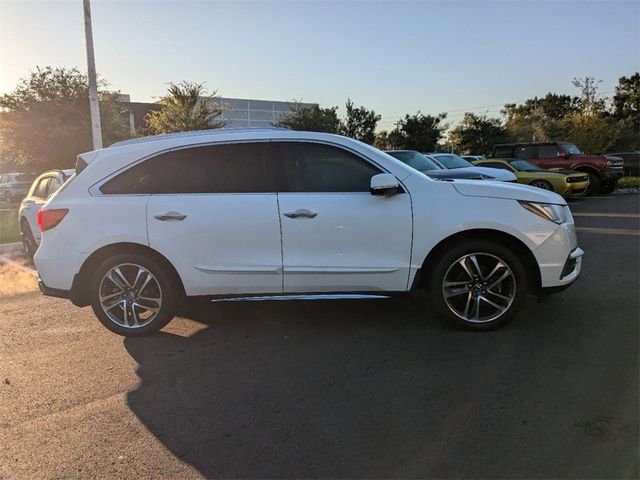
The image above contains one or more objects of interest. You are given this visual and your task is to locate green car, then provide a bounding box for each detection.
[473,158,590,197]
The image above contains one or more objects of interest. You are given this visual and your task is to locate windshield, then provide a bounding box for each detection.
[508,159,546,172]
[386,151,441,171]
[431,154,473,169]
[561,143,582,155]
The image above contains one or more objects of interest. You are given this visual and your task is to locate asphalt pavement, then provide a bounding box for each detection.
[0,193,638,479]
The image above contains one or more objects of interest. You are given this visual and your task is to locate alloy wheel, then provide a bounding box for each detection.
[98,263,162,329]
[442,253,516,323]
[531,180,552,190]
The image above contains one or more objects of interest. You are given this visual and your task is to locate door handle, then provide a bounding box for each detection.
[283,209,318,219]
[154,211,187,221]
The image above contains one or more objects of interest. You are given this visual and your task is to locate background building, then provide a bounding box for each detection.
[122,96,317,134]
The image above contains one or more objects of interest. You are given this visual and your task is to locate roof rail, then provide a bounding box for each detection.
[109,127,291,148]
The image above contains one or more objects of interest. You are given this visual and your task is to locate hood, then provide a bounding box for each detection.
[453,180,566,204]
[423,169,487,180]
[453,166,517,182]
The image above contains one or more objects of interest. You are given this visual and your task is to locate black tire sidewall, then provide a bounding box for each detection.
[428,239,529,330]
[586,173,601,196]
[89,253,177,336]
[20,219,37,259]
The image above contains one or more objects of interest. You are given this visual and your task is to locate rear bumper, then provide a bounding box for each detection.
[38,279,71,300]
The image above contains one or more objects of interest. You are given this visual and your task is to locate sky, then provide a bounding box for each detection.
[0,0,639,129]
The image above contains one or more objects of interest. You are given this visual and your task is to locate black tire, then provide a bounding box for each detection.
[20,218,38,259]
[585,172,601,196]
[89,252,178,336]
[529,179,554,192]
[599,182,616,194]
[427,239,529,330]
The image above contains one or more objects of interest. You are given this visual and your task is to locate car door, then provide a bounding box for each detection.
[272,141,413,293]
[536,144,562,169]
[143,142,283,296]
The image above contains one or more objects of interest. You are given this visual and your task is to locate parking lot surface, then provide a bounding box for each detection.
[0,193,638,479]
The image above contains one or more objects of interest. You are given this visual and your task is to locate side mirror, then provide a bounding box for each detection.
[370,173,399,196]
[557,151,570,159]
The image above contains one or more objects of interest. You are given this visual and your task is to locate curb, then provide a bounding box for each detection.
[0,242,24,255]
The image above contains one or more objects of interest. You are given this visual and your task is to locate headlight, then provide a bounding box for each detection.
[519,201,568,224]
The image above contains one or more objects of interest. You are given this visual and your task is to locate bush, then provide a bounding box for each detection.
[618,177,640,189]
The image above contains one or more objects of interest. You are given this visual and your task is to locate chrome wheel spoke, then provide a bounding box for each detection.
[462,292,473,318]
[103,297,125,312]
[469,254,485,280]
[487,270,512,290]
[480,295,507,313]
[113,267,132,288]
[486,289,511,302]
[458,257,475,280]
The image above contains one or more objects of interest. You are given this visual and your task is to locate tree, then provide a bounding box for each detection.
[612,73,640,137]
[340,98,380,144]
[448,113,509,155]
[388,112,447,152]
[561,112,618,153]
[276,101,341,133]
[572,76,606,115]
[503,93,579,121]
[145,82,224,134]
[0,66,130,172]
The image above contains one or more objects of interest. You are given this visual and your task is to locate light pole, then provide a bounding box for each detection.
[83,0,103,149]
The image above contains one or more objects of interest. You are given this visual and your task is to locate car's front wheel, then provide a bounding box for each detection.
[90,253,178,336]
[428,240,529,330]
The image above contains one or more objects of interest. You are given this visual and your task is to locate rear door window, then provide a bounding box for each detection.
[101,142,278,194]
[516,146,535,159]
[538,145,559,158]
[33,178,50,199]
[47,176,63,197]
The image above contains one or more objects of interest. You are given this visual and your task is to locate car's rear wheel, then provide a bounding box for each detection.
[428,240,528,330]
[90,253,178,336]
[20,219,37,259]
[529,179,554,191]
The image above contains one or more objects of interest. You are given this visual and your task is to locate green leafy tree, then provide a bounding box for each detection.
[448,113,509,155]
[612,73,640,127]
[572,76,606,115]
[561,112,618,153]
[276,101,341,133]
[0,66,130,172]
[388,112,448,152]
[340,98,381,144]
[145,82,224,134]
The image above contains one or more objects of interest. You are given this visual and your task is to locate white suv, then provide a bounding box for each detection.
[34,128,583,336]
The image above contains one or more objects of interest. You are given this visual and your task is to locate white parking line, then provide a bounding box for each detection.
[576,227,639,236]
[573,213,640,218]
[0,255,38,276]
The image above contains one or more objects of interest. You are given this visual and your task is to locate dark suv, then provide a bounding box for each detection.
[493,141,624,195]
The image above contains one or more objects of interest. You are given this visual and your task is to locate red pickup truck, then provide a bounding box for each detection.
[493,141,624,195]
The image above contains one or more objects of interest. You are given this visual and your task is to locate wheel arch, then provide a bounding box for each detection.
[70,242,186,307]
[415,229,541,294]
[573,165,601,177]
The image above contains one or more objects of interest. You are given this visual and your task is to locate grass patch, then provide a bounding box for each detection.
[618,176,640,189]
[0,204,21,244]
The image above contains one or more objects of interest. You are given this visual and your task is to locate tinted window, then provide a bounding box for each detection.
[386,151,440,171]
[48,176,62,197]
[272,142,382,192]
[494,146,513,158]
[101,143,277,194]
[33,178,50,198]
[516,146,535,159]
[538,144,559,158]
[432,154,472,169]
[482,162,513,171]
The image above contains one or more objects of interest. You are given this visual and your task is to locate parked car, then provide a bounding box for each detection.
[385,150,496,181]
[461,155,486,162]
[35,128,582,335]
[18,169,75,258]
[493,141,624,195]
[604,152,639,177]
[427,153,518,182]
[472,158,590,197]
[0,172,36,202]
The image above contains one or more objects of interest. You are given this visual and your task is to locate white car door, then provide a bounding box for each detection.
[108,142,283,296]
[272,141,413,293]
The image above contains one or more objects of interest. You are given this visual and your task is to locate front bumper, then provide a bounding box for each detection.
[533,223,583,288]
